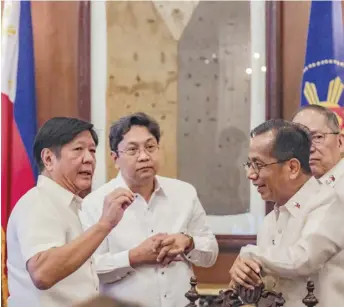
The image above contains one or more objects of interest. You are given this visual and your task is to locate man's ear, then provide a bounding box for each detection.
[288,158,301,180]
[41,148,55,172]
[111,151,120,170]
[338,133,344,156]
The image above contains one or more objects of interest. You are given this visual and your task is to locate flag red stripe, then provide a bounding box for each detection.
[11,116,36,211]
[1,93,13,230]
[1,93,35,226]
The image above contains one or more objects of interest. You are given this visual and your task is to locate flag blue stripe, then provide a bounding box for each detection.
[14,1,38,180]
[301,0,344,108]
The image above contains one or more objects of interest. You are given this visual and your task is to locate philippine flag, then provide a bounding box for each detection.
[1,1,38,303]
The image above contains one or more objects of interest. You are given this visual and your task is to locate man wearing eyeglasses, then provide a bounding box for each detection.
[79,112,218,307]
[228,119,343,306]
[230,114,344,305]
[292,105,344,305]
[292,105,344,185]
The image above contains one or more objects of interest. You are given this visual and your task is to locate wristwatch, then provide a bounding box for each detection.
[181,232,194,255]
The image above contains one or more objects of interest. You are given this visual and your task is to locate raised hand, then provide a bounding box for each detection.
[99,188,135,230]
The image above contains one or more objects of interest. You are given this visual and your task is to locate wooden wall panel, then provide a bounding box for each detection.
[31,1,90,126]
[194,252,235,285]
[281,1,310,120]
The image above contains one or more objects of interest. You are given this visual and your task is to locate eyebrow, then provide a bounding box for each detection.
[72,140,96,147]
[126,138,156,146]
[249,157,265,164]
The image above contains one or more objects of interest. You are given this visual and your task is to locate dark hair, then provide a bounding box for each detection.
[250,119,312,174]
[33,117,98,172]
[292,105,340,131]
[109,112,160,152]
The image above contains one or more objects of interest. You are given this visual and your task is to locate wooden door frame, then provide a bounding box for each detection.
[78,1,91,122]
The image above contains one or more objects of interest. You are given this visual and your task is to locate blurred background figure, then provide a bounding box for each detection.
[74,296,141,307]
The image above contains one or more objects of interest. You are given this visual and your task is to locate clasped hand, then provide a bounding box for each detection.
[130,233,193,267]
[156,233,193,265]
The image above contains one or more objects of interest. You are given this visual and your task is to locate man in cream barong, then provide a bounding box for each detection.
[230,109,344,306]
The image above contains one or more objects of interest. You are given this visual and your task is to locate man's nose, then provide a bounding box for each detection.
[310,142,317,153]
[246,167,258,181]
[137,148,150,161]
[83,149,96,163]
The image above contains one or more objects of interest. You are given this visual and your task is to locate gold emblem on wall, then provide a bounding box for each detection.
[304,77,344,131]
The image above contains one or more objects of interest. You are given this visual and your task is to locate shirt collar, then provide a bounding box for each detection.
[280,176,320,217]
[318,158,344,187]
[114,171,165,196]
[37,175,82,212]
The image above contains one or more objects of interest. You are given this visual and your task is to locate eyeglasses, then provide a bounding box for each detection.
[117,144,159,157]
[243,159,288,175]
[310,132,339,144]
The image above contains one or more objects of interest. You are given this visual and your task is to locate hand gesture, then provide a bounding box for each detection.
[99,188,135,229]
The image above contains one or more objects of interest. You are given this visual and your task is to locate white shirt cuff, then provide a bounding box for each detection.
[97,250,135,284]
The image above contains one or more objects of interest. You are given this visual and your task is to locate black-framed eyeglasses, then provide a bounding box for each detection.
[243,159,288,175]
[310,131,339,144]
[117,143,159,157]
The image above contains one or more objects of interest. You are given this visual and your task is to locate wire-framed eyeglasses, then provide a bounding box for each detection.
[243,159,288,175]
[117,143,159,157]
[310,131,339,144]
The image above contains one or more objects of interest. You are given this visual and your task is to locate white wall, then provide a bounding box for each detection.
[91,0,107,190]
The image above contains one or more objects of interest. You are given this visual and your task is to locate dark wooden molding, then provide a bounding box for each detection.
[265,0,283,121]
[216,235,256,252]
[77,1,91,199]
[77,1,91,122]
[265,0,283,215]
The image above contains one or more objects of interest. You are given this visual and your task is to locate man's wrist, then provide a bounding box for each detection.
[129,248,142,267]
[96,220,113,235]
[181,233,194,254]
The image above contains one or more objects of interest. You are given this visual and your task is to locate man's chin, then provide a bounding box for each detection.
[76,178,92,192]
[310,165,324,179]
[139,171,155,179]
[137,172,157,183]
[259,192,273,202]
